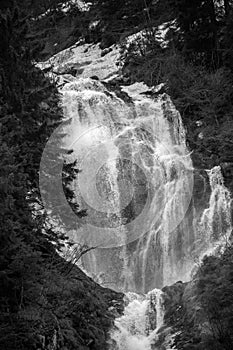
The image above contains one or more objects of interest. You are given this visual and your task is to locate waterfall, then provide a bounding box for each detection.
[56,77,233,294]
[61,79,194,293]
[40,73,233,350]
[39,42,233,350]
[109,289,164,350]
[194,166,232,261]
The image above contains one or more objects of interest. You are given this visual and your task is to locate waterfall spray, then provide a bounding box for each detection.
[110,289,164,350]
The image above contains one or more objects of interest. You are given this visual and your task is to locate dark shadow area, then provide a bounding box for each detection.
[0,3,123,349]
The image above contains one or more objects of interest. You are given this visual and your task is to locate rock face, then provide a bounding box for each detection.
[39,42,120,82]
[160,280,209,350]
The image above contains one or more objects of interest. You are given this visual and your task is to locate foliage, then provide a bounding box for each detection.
[0,3,123,349]
[163,248,233,350]
[1,0,233,348]
[117,0,233,193]
[86,0,157,48]
[193,248,233,349]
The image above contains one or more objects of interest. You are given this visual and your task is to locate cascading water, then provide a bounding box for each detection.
[57,76,232,350]
[194,165,232,260]
[39,42,233,350]
[109,289,164,350]
[62,79,194,293]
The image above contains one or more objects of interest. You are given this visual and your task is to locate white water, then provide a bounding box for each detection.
[62,79,194,292]
[110,289,164,350]
[109,167,232,350]
[59,78,232,293]
[41,40,233,350]
[58,77,233,350]
[110,164,232,350]
[194,166,232,261]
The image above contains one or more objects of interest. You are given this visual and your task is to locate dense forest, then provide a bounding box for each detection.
[0,2,123,350]
[0,0,233,349]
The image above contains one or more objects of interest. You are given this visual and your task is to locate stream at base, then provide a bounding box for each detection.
[109,289,164,350]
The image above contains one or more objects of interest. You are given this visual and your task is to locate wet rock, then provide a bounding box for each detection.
[53,62,84,76]
[40,43,120,81]
[101,47,113,57]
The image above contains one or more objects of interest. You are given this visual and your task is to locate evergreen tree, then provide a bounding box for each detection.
[164,0,218,66]
[195,247,233,349]
[0,4,88,349]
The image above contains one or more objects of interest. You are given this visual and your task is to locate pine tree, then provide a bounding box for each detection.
[0,4,86,348]
[164,0,219,66]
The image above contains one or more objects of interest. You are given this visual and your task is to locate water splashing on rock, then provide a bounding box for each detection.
[109,289,164,350]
